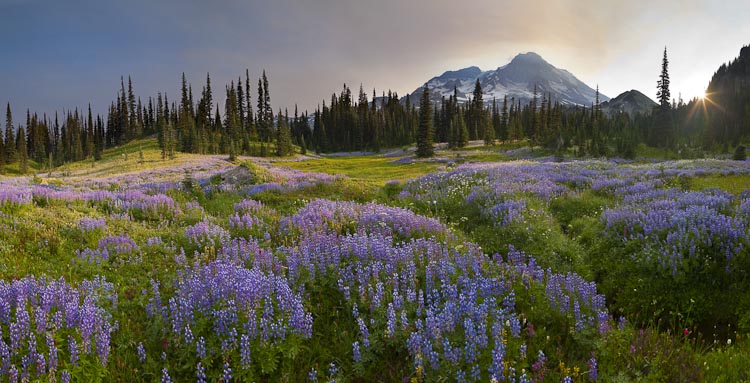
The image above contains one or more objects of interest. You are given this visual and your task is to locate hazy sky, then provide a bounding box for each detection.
[1,0,749,117]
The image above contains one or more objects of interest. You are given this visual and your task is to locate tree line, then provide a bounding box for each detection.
[1,46,748,173]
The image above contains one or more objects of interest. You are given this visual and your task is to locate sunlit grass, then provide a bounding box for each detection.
[692,174,750,195]
[275,156,442,184]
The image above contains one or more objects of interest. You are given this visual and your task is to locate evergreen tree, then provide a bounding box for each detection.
[469,79,484,140]
[276,109,293,156]
[452,108,469,149]
[94,115,103,161]
[657,48,671,108]
[416,86,434,158]
[484,98,496,146]
[5,103,15,162]
[0,122,4,170]
[500,96,509,141]
[17,126,28,173]
[653,47,673,148]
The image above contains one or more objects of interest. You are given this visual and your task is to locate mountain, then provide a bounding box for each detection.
[600,90,657,116]
[406,52,608,107]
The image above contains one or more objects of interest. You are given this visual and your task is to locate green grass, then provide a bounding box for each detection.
[275,156,442,185]
[691,174,750,195]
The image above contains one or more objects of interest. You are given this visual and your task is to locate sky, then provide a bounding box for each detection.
[1,0,749,118]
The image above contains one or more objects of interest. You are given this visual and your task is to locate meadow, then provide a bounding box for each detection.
[1,139,749,382]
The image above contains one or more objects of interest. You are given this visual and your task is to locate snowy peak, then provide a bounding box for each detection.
[436,66,483,80]
[409,52,607,107]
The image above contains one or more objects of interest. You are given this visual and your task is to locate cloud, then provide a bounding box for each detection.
[1,0,749,115]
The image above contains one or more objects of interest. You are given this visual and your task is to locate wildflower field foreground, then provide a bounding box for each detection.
[1,147,750,382]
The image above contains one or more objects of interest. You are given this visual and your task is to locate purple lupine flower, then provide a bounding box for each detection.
[161,368,173,383]
[357,317,370,348]
[352,341,361,362]
[195,337,206,359]
[222,362,232,382]
[588,355,598,380]
[328,362,338,376]
[196,362,207,383]
[137,342,146,363]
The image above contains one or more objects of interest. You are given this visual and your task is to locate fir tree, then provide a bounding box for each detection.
[276,109,293,156]
[454,108,469,148]
[500,95,509,141]
[657,48,671,108]
[0,122,4,170]
[17,126,28,173]
[653,46,673,148]
[5,103,15,162]
[416,86,434,158]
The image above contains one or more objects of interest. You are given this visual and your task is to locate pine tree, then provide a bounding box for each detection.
[469,79,484,140]
[657,48,671,108]
[654,46,673,148]
[451,108,469,149]
[5,103,15,162]
[94,115,103,161]
[500,95,509,141]
[276,109,293,156]
[416,86,434,158]
[17,126,28,173]
[484,98,496,146]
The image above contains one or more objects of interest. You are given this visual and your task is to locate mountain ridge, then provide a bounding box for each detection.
[406,52,609,107]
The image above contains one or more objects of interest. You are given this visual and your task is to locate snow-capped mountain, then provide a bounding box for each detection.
[406,52,608,106]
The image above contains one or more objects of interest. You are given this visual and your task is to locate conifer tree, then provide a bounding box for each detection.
[94,115,103,161]
[17,126,27,173]
[653,46,673,148]
[484,98,496,146]
[5,103,15,162]
[276,109,293,156]
[469,79,484,140]
[416,86,434,157]
[454,108,468,148]
[0,123,4,170]
[500,95,509,141]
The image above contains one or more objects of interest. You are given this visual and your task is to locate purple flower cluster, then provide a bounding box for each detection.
[275,218,609,381]
[486,199,527,227]
[75,234,141,264]
[185,220,230,250]
[77,217,107,232]
[0,186,32,208]
[115,191,180,220]
[148,260,312,368]
[280,199,451,240]
[0,276,116,381]
[228,199,275,237]
[545,271,608,334]
[602,188,749,274]
[234,164,344,196]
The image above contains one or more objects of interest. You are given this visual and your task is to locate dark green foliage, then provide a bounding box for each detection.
[451,108,469,149]
[3,43,750,169]
[17,126,28,173]
[276,109,294,157]
[5,103,15,162]
[416,86,434,158]
[651,47,674,148]
[733,145,746,160]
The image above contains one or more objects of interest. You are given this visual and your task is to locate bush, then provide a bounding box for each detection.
[733,145,747,161]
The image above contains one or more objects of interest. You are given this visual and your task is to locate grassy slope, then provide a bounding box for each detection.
[275,156,441,185]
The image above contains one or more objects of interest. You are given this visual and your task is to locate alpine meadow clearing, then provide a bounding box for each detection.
[1,139,749,382]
